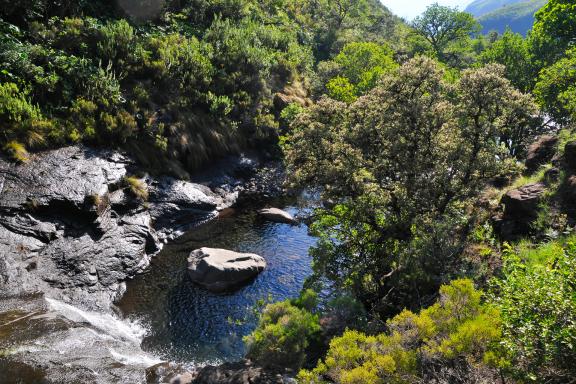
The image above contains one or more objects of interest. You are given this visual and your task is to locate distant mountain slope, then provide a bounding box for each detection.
[466,0,528,17]
[465,0,547,35]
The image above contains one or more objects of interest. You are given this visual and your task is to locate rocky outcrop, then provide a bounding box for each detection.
[525,135,558,173]
[187,248,266,292]
[0,146,230,310]
[565,141,576,170]
[258,207,297,224]
[495,183,546,239]
[192,360,293,384]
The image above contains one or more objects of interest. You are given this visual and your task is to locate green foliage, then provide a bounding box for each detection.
[480,28,535,92]
[534,48,576,123]
[97,19,135,66]
[320,42,397,102]
[412,4,480,65]
[285,57,538,317]
[530,0,576,67]
[0,81,56,148]
[491,236,576,382]
[325,76,356,103]
[244,300,321,370]
[299,279,503,383]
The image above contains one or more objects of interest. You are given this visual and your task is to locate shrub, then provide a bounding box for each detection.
[3,141,30,163]
[299,279,503,384]
[491,236,576,382]
[244,300,321,370]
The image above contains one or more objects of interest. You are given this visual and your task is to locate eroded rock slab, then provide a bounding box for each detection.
[187,248,266,292]
[0,146,227,309]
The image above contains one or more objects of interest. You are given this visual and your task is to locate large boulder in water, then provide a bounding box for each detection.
[187,248,266,292]
[258,208,296,224]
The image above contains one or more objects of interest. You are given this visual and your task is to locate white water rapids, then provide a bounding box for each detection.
[35,298,163,368]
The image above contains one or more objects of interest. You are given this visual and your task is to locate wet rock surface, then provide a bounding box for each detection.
[192,360,294,384]
[0,145,288,383]
[187,248,266,292]
[0,146,226,310]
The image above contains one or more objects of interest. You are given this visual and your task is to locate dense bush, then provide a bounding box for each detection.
[491,238,576,383]
[298,279,503,384]
[244,299,321,370]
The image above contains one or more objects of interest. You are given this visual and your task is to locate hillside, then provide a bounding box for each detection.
[466,0,528,16]
[466,0,546,35]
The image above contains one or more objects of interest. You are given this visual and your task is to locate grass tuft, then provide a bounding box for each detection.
[123,176,149,201]
[3,141,30,163]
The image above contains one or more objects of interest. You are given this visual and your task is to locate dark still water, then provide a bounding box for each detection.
[118,198,317,367]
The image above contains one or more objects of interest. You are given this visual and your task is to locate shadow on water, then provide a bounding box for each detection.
[118,197,318,366]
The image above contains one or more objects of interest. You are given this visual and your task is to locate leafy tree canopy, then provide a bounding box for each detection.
[412,3,480,65]
[285,57,538,318]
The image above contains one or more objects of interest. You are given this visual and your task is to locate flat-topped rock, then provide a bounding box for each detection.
[258,208,296,224]
[187,248,266,292]
[502,183,546,219]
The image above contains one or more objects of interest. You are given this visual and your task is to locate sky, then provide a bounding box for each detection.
[381,0,472,20]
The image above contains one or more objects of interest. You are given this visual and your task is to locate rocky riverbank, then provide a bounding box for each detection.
[0,145,288,383]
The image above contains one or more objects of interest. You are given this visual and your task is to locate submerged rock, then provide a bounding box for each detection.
[192,359,292,384]
[187,248,266,292]
[258,208,297,224]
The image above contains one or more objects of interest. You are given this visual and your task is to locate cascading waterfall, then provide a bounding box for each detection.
[44,298,162,367]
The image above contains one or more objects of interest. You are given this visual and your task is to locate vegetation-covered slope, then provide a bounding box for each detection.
[0,0,400,175]
[466,0,546,35]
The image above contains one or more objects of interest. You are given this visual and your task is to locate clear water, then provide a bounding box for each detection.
[118,198,317,367]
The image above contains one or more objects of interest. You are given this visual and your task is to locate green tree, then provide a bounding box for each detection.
[534,48,576,123]
[320,41,397,102]
[530,0,576,67]
[285,57,537,318]
[412,3,480,64]
[480,28,535,92]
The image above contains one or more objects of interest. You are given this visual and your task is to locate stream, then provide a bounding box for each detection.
[118,196,317,368]
[0,196,317,383]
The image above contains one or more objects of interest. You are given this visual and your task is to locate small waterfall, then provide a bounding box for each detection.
[45,298,162,367]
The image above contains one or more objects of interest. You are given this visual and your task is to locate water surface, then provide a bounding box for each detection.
[118,199,317,366]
